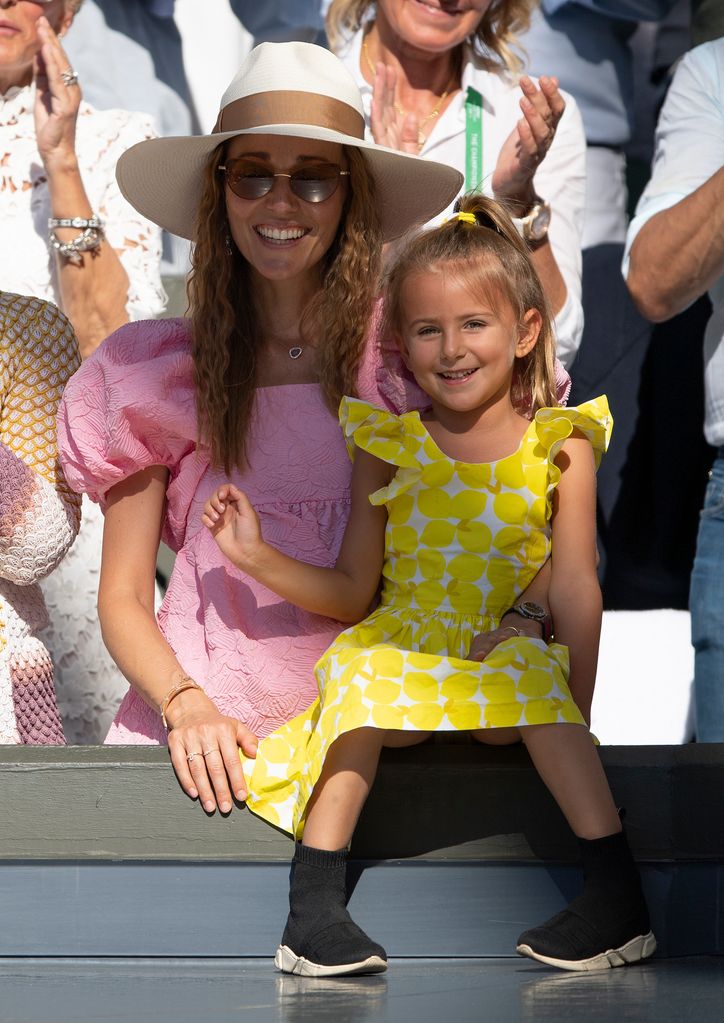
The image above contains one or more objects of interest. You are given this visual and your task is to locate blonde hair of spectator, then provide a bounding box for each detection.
[187,145,383,474]
[383,192,559,417]
[325,0,535,74]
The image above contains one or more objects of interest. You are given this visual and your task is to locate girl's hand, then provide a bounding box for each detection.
[492,75,565,207]
[34,17,81,170]
[468,626,522,662]
[165,690,258,814]
[369,62,422,155]
[202,483,264,568]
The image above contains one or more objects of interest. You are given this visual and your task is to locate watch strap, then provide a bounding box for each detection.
[501,603,553,644]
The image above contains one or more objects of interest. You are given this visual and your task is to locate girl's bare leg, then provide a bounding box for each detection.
[473,723,620,838]
[521,723,621,839]
[302,728,431,851]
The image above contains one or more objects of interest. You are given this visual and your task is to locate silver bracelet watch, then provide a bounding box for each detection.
[48,214,105,266]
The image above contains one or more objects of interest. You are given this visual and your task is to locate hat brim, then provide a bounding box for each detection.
[116,125,463,243]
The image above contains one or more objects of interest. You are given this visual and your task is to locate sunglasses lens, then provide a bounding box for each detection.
[290,166,341,203]
[225,161,274,200]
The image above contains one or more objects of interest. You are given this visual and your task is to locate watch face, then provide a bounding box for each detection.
[519,601,545,620]
[528,204,551,241]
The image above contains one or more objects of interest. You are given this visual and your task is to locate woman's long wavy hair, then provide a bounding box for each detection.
[187,144,383,472]
[383,192,558,418]
[325,0,535,74]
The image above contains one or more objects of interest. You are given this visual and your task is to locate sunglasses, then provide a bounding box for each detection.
[218,158,350,203]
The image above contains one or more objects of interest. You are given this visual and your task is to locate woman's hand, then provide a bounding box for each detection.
[202,483,265,569]
[369,62,422,155]
[166,690,259,814]
[492,75,565,207]
[33,16,81,170]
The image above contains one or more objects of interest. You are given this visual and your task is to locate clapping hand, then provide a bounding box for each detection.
[369,61,422,155]
[492,75,565,207]
[202,483,265,569]
[34,16,81,170]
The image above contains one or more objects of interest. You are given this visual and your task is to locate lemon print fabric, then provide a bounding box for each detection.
[242,396,612,838]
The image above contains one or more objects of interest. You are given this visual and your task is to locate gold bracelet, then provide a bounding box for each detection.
[160,675,204,729]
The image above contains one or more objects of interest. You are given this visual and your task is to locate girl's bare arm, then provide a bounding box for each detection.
[548,433,602,724]
[204,450,390,623]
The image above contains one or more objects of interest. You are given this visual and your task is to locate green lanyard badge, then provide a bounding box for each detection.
[465,86,483,191]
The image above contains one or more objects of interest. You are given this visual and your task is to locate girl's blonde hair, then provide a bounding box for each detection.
[325,0,535,74]
[383,193,558,418]
[187,145,382,472]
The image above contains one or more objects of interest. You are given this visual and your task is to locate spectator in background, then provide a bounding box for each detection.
[0,0,165,743]
[326,0,586,369]
[624,39,724,741]
[520,0,680,250]
[692,0,724,45]
[521,1,705,610]
[0,293,80,745]
[64,0,195,137]
[228,0,326,44]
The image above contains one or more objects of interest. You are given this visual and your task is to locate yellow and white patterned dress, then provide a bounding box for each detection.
[243,395,612,837]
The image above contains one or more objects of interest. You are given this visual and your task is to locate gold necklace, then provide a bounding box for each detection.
[362,36,454,148]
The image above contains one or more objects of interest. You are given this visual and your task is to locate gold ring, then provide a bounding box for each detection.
[186,751,202,763]
[202,748,220,757]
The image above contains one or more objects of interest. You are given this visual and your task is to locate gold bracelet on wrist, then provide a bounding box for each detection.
[160,675,204,729]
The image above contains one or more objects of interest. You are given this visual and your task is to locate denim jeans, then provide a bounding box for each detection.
[690,448,724,741]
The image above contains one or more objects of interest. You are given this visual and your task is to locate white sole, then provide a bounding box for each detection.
[274,944,388,977]
[516,930,657,972]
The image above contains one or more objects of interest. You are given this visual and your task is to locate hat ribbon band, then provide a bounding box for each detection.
[214,91,365,139]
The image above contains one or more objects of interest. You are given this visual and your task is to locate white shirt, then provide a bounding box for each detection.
[623,40,724,448]
[0,85,166,322]
[338,30,586,368]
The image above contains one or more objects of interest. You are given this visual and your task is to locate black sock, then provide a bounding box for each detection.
[280,843,387,968]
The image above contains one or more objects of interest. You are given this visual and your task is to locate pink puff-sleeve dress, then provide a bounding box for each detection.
[56,314,424,745]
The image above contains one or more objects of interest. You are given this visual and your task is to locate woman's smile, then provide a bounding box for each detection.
[253,223,310,245]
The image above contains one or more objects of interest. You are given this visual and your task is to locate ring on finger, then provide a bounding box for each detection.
[60,67,79,87]
[202,748,220,757]
[186,751,202,763]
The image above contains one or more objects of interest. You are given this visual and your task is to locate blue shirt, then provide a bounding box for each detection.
[521,0,679,147]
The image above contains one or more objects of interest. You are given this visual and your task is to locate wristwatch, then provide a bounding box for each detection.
[512,199,551,245]
[501,601,553,643]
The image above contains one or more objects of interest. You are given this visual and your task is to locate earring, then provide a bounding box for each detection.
[225,232,234,256]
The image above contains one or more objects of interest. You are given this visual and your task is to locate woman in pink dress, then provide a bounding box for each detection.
[57,41,462,810]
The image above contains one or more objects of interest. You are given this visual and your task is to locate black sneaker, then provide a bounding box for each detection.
[275,913,388,977]
[517,896,656,972]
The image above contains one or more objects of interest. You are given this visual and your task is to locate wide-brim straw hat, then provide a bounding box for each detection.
[116,41,463,242]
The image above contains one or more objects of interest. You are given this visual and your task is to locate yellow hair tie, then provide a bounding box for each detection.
[446,211,477,225]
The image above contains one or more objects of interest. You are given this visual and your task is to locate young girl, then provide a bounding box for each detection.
[202,195,655,978]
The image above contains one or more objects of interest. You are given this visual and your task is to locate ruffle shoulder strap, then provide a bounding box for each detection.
[339,397,423,469]
[532,396,612,509]
[533,396,612,466]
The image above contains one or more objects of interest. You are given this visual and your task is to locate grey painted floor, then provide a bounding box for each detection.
[1,957,722,1023]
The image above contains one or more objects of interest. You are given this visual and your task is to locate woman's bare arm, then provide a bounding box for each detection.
[99,466,257,814]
